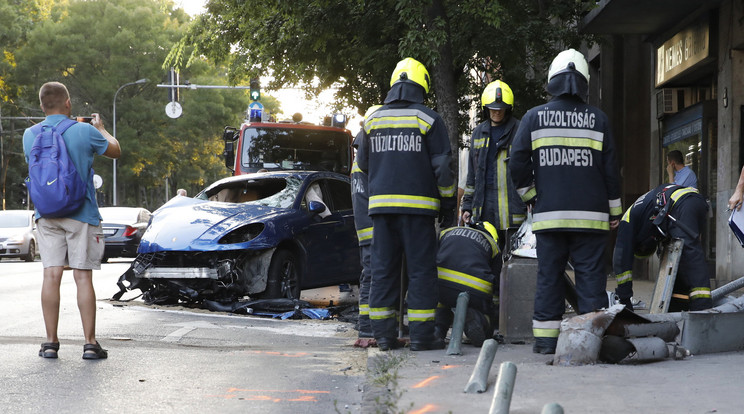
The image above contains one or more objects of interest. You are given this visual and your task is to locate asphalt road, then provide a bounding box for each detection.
[0,259,367,413]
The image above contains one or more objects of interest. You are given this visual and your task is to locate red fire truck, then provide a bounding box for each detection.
[222,115,354,176]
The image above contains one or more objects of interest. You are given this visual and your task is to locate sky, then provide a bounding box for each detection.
[172,0,362,134]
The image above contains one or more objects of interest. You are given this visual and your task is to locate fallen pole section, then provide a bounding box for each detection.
[644,294,744,354]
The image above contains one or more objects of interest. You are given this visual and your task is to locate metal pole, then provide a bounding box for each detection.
[112,78,147,206]
[447,291,470,355]
[489,361,517,414]
[464,338,499,393]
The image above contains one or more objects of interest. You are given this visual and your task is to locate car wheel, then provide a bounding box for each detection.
[24,241,36,262]
[265,249,301,299]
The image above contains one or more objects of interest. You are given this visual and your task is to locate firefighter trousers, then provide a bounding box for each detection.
[358,244,372,335]
[369,214,438,343]
[533,232,608,340]
[669,195,712,311]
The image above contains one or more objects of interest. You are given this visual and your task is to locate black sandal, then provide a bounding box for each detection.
[39,342,60,359]
[82,342,108,360]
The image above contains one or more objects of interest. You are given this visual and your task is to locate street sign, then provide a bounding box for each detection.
[165,101,183,119]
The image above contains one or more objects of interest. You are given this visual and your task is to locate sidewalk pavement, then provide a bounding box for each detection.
[362,279,744,414]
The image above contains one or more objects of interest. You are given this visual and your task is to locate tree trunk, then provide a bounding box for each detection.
[428,0,460,172]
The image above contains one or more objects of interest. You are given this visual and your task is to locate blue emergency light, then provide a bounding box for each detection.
[331,113,347,128]
[249,102,264,122]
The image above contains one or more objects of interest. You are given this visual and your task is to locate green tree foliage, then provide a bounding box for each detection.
[2,0,251,210]
[168,0,595,155]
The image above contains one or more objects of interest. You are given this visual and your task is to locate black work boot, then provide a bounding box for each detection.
[434,307,453,342]
[533,337,558,354]
[464,309,489,347]
[409,338,446,351]
[376,337,401,351]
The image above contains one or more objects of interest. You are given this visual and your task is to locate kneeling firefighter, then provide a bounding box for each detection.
[435,222,501,347]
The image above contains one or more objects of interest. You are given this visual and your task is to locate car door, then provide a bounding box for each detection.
[298,177,360,287]
[322,177,360,283]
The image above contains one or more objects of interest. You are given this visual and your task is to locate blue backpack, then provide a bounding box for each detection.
[26,119,89,217]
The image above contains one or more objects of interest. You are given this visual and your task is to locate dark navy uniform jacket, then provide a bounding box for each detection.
[509,95,623,233]
[356,82,455,217]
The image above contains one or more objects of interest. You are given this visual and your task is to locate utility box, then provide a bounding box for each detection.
[499,257,538,343]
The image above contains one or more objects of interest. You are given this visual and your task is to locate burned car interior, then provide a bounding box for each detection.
[202,177,290,204]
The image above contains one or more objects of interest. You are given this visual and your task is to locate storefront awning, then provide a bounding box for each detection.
[580,0,721,35]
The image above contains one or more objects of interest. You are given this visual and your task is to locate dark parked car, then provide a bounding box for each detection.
[115,171,361,305]
[100,207,151,262]
[0,210,37,262]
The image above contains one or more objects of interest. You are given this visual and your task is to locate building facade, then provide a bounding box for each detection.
[581,0,743,285]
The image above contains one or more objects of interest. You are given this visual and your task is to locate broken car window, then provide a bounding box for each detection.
[198,177,300,209]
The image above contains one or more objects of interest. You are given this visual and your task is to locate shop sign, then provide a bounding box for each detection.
[656,18,710,87]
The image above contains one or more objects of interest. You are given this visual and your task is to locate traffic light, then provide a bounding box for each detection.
[18,182,28,206]
[250,78,260,101]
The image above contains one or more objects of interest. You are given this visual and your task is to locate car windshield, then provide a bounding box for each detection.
[197,177,301,209]
[0,211,30,228]
[240,126,350,173]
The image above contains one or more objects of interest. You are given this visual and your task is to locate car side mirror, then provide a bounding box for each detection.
[223,127,238,172]
[308,201,327,215]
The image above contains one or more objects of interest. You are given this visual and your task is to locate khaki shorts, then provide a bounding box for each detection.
[36,218,104,270]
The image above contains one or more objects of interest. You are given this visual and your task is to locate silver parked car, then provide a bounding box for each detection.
[0,210,37,262]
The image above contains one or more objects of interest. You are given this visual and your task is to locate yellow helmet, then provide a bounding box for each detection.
[364,104,382,119]
[481,80,514,111]
[481,221,499,243]
[390,57,430,94]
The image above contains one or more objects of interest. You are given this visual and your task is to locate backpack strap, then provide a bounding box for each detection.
[29,118,78,136]
[55,118,77,135]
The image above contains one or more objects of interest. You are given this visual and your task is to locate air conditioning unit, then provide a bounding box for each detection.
[656,88,690,118]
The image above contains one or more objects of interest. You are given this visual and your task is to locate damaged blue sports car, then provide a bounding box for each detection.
[114,171,361,305]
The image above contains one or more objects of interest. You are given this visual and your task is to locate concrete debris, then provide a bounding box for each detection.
[553,304,624,366]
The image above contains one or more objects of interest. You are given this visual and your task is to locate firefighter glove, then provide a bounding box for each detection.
[439,197,456,228]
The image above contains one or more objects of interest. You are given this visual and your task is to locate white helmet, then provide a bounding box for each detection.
[548,48,590,83]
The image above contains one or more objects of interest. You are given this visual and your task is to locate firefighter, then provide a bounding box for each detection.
[356,57,456,351]
[351,104,382,342]
[435,222,501,347]
[508,49,623,354]
[461,80,526,250]
[614,184,712,311]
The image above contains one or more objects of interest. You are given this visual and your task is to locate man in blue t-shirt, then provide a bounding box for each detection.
[666,150,698,188]
[23,81,121,360]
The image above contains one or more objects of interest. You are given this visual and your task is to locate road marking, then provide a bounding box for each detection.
[410,404,439,414]
[245,350,309,358]
[161,320,219,342]
[412,375,441,388]
[208,388,330,402]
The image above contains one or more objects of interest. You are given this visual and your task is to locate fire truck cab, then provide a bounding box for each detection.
[222,118,354,176]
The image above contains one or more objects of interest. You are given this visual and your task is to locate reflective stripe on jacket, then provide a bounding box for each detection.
[351,131,373,246]
[356,96,455,217]
[436,226,499,301]
[460,117,526,229]
[613,184,702,297]
[508,95,622,233]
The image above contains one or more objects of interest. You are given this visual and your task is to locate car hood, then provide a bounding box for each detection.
[138,197,290,252]
[0,228,28,239]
